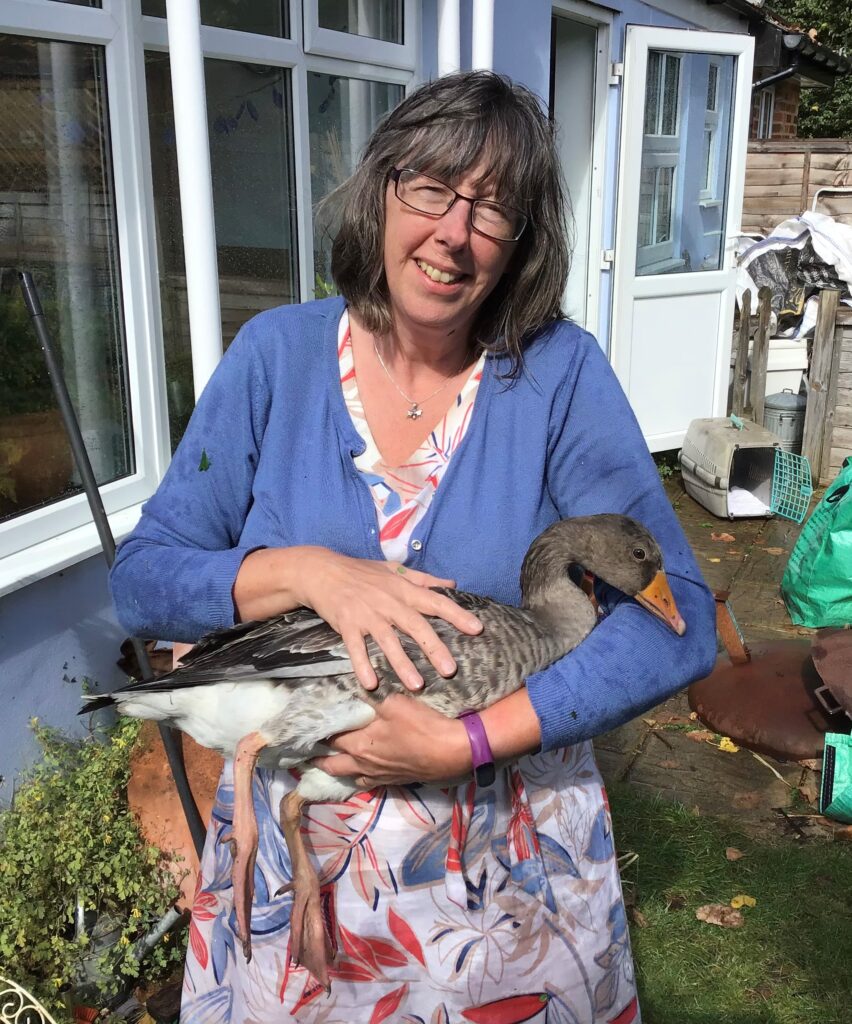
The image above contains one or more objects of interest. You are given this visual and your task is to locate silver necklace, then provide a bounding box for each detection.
[373,341,467,420]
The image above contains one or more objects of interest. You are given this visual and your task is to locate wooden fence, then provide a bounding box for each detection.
[743,140,852,237]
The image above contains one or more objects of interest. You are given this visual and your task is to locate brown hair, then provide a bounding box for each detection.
[325,70,571,371]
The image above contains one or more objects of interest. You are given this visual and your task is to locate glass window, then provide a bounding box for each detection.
[757,87,774,140]
[51,1,101,6]
[142,1,290,37]
[0,35,132,524]
[317,0,403,44]
[308,72,403,293]
[145,54,299,446]
[636,51,735,276]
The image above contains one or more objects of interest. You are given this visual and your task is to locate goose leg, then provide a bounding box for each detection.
[277,790,333,993]
[228,730,267,962]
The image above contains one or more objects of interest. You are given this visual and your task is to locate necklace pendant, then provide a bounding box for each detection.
[407,403,423,420]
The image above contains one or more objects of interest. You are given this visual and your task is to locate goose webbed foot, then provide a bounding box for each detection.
[277,789,333,993]
[225,731,266,962]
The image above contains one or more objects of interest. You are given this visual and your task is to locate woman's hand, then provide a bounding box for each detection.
[233,546,482,691]
[312,694,472,788]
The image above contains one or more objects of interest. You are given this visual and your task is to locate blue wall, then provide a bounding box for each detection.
[0,554,125,803]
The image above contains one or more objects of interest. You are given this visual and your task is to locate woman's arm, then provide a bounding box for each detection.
[110,315,481,684]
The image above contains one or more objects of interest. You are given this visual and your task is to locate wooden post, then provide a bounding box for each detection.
[803,288,840,482]
[750,286,773,426]
[819,319,843,485]
[732,289,750,417]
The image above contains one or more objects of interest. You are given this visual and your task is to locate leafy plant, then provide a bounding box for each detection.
[654,449,681,481]
[0,718,185,1017]
[0,288,55,416]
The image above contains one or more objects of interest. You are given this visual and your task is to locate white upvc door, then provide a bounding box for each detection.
[611,26,754,452]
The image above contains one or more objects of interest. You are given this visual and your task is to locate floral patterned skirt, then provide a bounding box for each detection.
[180,742,640,1024]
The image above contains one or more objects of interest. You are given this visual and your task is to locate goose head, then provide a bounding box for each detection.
[520,514,686,636]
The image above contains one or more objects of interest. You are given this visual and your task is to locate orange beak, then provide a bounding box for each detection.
[635,570,686,636]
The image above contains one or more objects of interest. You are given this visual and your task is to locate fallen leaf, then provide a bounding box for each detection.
[691,805,701,817]
[725,847,745,861]
[764,547,785,556]
[666,893,687,911]
[718,737,740,753]
[707,556,722,563]
[658,759,680,769]
[730,894,757,909]
[711,531,736,542]
[798,758,821,771]
[629,907,649,928]
[689,711,699,721]
[696,904,745,928]
[686,729,716,743]
[701,521,713,527]
[733,791,762,810]
[835,825,852,843]
[797,779,819,806]
[642,718,657,728]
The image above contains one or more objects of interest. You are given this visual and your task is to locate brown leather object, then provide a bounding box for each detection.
[127,721,223,907]
[811,629,852,715]
[689,639,849,762]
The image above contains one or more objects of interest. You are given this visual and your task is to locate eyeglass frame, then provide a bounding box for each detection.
[388,167,528,242]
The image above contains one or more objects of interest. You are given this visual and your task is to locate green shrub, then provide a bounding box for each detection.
[0,718,185,1016]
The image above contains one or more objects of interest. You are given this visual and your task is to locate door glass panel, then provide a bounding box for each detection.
[142,1,290,37]
[317,0,403,44]
[145,54,299,446]
[636,51,735,276]
[308,72,403,293]
[0,35,133,524]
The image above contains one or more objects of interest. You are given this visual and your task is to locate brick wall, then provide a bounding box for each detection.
[750,77,801,139]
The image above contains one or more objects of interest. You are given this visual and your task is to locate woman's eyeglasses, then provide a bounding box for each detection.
[389,168,527,242]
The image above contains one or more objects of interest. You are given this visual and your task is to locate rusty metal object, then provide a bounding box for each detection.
[811,629,852,715]
[715,591,750,665]
[689,639,848,761]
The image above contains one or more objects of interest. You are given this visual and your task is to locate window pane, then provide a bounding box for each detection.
[655,167,673,242]
[52,1,101,6]
[661,55,680,135]
[317,0,403,44]
[146,54,298,447]
[142,1,289,37]
[643,51,661,135]
[706,64,718,111]
[0,35,132,524]
[308,72,403,293]
[703,129,713,191]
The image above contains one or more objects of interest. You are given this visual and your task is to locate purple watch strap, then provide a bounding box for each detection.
[458,710,495,785]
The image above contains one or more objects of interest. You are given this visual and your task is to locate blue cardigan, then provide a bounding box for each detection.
[110,296,716,751]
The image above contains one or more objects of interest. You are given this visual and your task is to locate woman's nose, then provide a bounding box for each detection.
[434,197,473,249]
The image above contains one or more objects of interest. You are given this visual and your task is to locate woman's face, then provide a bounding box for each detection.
[382,163,517,345]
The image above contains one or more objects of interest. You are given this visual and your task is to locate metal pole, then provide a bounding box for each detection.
[18,271,207,859]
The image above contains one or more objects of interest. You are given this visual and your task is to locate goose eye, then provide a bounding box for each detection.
[632,547,646,560]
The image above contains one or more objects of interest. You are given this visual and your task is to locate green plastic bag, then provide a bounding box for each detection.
[781,458,852,627]
[820,733,852,824]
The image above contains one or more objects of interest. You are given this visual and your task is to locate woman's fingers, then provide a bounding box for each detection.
[340,629,379,691]
[389,563,455,590]
[371,624,424,690]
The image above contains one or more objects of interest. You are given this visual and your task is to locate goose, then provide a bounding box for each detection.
[85,514,686,990]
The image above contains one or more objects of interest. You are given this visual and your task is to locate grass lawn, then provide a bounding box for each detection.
[609,783,852,1024]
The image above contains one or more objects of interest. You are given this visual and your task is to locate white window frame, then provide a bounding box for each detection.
[303,0,418,70]
[699,60,720,202]
[0,0,171,596]
[0,0,418,595]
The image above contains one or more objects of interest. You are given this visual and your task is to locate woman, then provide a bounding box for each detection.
[111,71,715,1022]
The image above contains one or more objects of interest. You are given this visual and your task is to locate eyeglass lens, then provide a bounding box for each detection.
[395,170,523,241]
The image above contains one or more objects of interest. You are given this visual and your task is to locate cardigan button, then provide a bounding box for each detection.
[411,539,422,552]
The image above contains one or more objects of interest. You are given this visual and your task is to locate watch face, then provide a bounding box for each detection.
[476,763,497,788]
